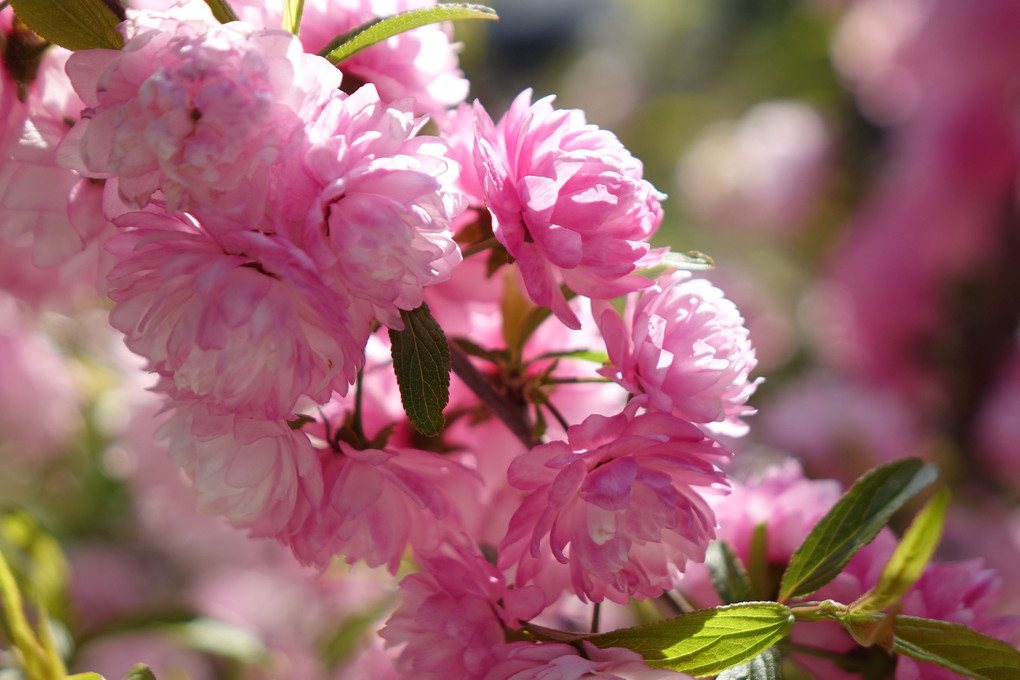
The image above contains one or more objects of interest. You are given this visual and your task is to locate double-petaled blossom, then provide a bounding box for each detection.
[595,270,760,437]
[106,211,370,419]
[58,0,341,217]
[486,641,691,680]
[473,89,665,329]
[273,84,464,328]
[499,403,731,604]
[287,442,482,571]
[381,545,546,680]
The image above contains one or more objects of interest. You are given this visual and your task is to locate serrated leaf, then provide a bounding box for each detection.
[122,664,158,680]
[854,487,950,614]
[587,602,793,677]
[323,3,498,64]
[706,541,753,605]
[282,0,304,34]
[716,647,781,680]
[389,304,451,436]
[9,0,124,50]
[201,0,239,23]
[778,459,938,602]
[892,616,1020,680]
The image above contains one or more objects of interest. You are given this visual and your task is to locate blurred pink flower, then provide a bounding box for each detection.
[274,84,463,328]
[596,270,760,437]
[486,641,689,680]
[158,400,324,542]
[500,404,731,604]
[58,0,340,216]
[107,211,370,418]
[474,89,665,329]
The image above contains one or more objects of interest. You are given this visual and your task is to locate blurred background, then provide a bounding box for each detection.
[3,0,1020,677]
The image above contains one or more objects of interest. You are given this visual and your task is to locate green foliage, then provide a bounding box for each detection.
[9,0,123,50]
[321,3,497,64]
[891,616,1020,680]
[122,665,158,680]
[0,548,67,680]
[281,0,304,34]
[201,0,238,23]
[853,487,950,614]
[706,541,753,605]
[715,647,781,680]
[389,303,451,436]
[779,458,938,602]
[587,602,794,677]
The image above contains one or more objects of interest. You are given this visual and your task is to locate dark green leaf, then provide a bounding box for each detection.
[282,0,304,34]
[588,602,794,677]
[9,0,124,50]
[389,304,451,436]
[892,616,1020,680]
[201,0,238,23]
[778,459,938,602]
[323,3,497,64]
[716,647,782,680]
[706,541,753,605]
[122,665,157,680]
[854,487,950,614]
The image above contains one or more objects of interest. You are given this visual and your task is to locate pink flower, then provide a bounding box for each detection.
[273,84,463,328]
[595,271,760,437]
[474,89,665,329]
[157,400,325,541]
[499,404,731,604]
[486,641,689,680]
[287,442,482,571]
[58,0,341,215]
[106,211,370,418]
[381,545,545,680]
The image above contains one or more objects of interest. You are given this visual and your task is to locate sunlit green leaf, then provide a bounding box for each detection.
[9,0,124,50]
[892,616,1020,680]
[854,487,950,614]
[322,3,498,64]
[389,303,451,436]
[706,541,753,605]
[201,0,238,23]
[67,674,106,680]
[778,459,938,602]
[588,602,794,677]
[716,646,781,680]
[123,664,158,680]
[660,250,715,270]
[281,0,304,34]
[0,550,47,678]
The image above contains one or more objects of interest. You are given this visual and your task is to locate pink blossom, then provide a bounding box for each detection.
[58,0,341,216]
[499,404,731,604]
[156,400,325,544]
[288,442,482,571]
[474,89,665,329]
[595,270,760,437]
[106,211,370,418]
[486,641,689,680]
[381,545,545,680]
[273,84,463,328]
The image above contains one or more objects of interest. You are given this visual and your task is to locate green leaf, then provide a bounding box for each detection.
[123,664,158,680]
[587,602,794,677]
[9,0,124,50]
[661,250,715,270]
[854,487,950,614]
[201,0,239,23]
[706,541,753,605]
[389,304,451,436]
[716,647,781,680]
[281,0,304,34]
[67,674,107,680]
[0,550,47,678]
[778,459,939,602]
[892,615,1020,680]
[322,3,498,64]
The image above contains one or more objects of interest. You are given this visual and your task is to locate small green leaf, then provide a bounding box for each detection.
[892,615,1020,680]
[389,304,451,436]
[854,487,950,614]
[661,250,715,270]
[281,0,304,34]
[778,459,938,602]
[67,674,106,680]
[716,647,781,680]
[201,0,239,23]
[322,3,498,64]
[706,541,753,605]
[9,0,124,50]
[587,602,794,677]
[122,664,158,680]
